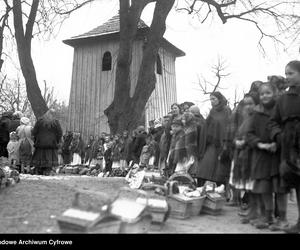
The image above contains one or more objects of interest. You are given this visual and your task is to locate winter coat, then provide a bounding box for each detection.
[196,104,231,182]
[0,117,10,157]
[232,113,253,183]
[32,119,63,149]
[247,104,280,180]
[84,138,94,163]
[131,132,147,164]
[159,126,172,162]
[151,126,164,143]
[167,129,185,174]
[269,87,300,185]
[70,136,84,155]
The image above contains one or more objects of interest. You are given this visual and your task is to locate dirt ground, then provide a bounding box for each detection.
[0,174,297,234]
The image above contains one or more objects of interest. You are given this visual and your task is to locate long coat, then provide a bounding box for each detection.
[232,114,253,183]
[196,105,231,183]
[247,104,280,180]
[269,87,300,186]
[0,116,10,157]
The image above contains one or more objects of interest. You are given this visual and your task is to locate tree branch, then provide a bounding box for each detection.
[25,0,39,43]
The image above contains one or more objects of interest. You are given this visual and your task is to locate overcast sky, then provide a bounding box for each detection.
[7,0,300,116]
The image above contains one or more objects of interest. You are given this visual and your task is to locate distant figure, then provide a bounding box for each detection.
[31,109,63,175]
[16,117,34,174]
[7,131,19,169]
[0,112,11,158]
[61,131,73,165]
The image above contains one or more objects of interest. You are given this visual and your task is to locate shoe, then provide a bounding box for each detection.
[269,219,289,231]
[284,222,300,234]
[255,217,274,229]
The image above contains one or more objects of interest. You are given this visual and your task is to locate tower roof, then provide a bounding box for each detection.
[63,15,185,57]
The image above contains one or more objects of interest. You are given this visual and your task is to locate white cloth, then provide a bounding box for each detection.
[70,153,81,165]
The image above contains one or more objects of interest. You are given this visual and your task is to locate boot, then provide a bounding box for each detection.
[254,210,274,229]
[240,194,258,224]
[284,220,300,234]
[269,211,289,231]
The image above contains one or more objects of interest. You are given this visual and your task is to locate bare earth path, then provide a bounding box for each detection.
[0,175,297,234]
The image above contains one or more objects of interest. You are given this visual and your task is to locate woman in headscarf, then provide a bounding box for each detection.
[16,117,34,173]
[0,112,11,158]
[196,91,231,186]
[31,109,63,175]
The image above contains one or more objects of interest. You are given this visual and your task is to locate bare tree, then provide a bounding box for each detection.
[0,0,94,118]
[0,0,12,72]
[1,0,300,133]
[197,56,230,95]
[175,0,300,53]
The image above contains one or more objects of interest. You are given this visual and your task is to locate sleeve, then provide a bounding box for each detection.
[246,114,261,148]
[268,101,282,142]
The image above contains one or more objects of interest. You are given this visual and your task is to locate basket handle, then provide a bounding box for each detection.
[201,181,217,195]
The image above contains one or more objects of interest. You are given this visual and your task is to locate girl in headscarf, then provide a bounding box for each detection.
[196,91,231,186]
[31,109,63,175]
[16,117,34,174]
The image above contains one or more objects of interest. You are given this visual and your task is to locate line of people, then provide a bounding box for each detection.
[1,61,300,234]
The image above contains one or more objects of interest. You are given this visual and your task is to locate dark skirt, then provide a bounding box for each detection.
[19,138,32,165]
[252,175,289,194]
[31,148,58,169]
[196,144,229,184]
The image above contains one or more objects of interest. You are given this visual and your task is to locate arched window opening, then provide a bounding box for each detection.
[102,51,112,71]
[156,54,162,75]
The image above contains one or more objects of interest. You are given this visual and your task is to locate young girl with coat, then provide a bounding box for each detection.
[269,60,300,233]
[247,82,289,230]
[230,93,261,223]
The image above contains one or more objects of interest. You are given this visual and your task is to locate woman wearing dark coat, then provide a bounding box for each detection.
[62,131,73,165]
[159,115,172,174]
[31,109,63,175]
[0,112,11,158]
[196,91,231,186]
[268,60,300,233]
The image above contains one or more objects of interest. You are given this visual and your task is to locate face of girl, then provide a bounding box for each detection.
[243,97,255,114]
[210,95,219,107]
[259,85,274,105]
[171,105,180,115]
[285,65,300,87]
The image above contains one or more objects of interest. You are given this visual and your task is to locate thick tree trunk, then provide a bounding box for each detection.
[12,0,48,118]
[105,0,174,134]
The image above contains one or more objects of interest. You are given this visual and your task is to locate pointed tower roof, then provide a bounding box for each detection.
[63,15,185,57]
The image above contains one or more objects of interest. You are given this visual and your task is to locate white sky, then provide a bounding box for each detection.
[5,0,300,116]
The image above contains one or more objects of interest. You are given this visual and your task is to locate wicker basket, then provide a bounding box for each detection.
[167,194,193,219]
[110,188,153,233]
[140,184,169,224]
[57,208,122,233]
[201,183,226,215]
[188,195,206,216]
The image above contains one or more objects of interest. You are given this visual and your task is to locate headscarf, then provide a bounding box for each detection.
[20,117,30,126]
[210,91,228,111]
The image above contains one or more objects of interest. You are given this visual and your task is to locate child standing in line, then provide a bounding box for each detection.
[247,82,289,230]
[7,132,19,169]
[269,60,300,233]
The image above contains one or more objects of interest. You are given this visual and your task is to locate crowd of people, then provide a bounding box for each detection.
[1,60,300,234]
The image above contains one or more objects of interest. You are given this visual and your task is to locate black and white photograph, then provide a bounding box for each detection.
[0,0,300,237]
